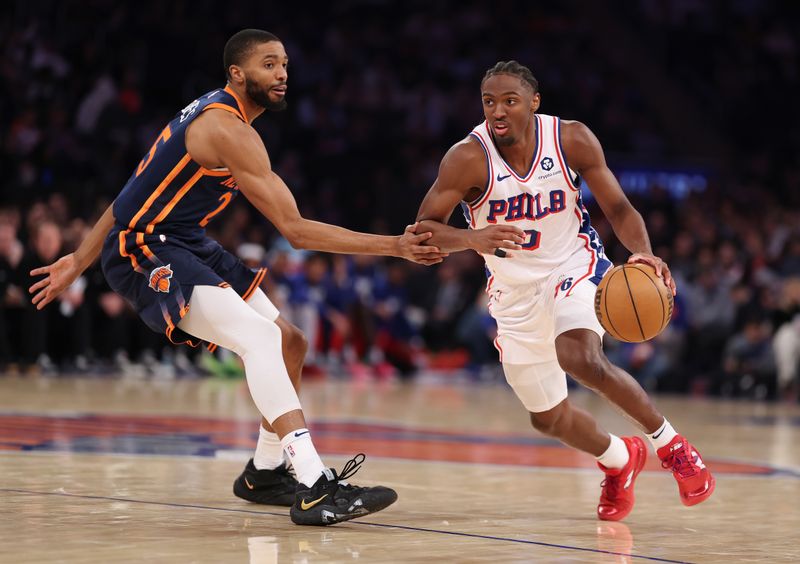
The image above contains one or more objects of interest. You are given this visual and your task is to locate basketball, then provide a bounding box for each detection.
[594,263,673,342]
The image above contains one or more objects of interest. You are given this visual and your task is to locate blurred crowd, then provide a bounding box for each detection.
[1,1,799,398]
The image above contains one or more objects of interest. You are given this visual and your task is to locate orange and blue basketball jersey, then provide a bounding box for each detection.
[113,85,248,241]
[101,85,267,346]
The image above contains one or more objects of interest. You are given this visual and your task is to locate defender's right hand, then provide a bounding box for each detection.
[468,225,526,257]
[29,253,81,310]
[397,223,449,266]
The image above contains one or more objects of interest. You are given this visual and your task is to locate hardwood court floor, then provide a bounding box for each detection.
[1,375,798,563]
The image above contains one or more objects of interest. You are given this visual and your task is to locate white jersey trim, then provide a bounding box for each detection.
[475,115,543,183]
[553,116,581,191]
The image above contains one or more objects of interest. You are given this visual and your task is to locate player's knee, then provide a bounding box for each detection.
[284,323,308,360]
[529,401,568,437]
[557,348,606,389]
[239,316,283,359]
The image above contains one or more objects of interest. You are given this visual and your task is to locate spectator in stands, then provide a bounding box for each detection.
[715,316,776,399]
[0,219,24,368]
[773,278,800,398]
[18,221,90,372]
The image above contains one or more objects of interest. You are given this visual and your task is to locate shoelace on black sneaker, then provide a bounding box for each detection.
[337,453,366,482]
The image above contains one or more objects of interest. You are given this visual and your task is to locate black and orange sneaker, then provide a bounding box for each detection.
[290,454,398,526]
[597,436,648,521]
[657,435,715,506]
[233,459,297,506]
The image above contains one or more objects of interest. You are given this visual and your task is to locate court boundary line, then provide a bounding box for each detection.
[1,487,692,563]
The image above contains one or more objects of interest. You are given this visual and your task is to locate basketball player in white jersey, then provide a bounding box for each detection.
[414,61,715,521]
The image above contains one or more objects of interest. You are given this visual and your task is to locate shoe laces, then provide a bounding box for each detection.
[600,475,621,501]
[337,453,366,482]
[661,442,698,478]
[275,463,297,482]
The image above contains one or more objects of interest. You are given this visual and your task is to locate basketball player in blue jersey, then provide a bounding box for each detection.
[28,29,448,526]
[413,61,715,522]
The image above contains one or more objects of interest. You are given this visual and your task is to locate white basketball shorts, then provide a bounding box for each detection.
[487,250,609,412]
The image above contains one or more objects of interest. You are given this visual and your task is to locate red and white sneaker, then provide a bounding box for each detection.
[657,435,715,506]
[597,436,647,521]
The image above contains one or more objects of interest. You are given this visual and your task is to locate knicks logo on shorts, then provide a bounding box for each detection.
[148,264,173,293]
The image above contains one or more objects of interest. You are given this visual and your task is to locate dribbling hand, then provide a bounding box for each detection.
[398,223,449,266]
[627,252,677,295]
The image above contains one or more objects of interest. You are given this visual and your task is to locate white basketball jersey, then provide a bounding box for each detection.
[462,114,611,287]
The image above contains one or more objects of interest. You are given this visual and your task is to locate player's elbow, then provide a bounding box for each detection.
[282,222,310,250]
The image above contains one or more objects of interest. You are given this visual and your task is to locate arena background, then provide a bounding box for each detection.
[3,2,800,563]
[3,0,798,397]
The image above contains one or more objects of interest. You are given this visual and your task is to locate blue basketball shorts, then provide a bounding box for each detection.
[101,226,266,346]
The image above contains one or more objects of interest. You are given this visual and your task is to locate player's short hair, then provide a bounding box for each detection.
[224,29,281,80]
[482,61,539,94]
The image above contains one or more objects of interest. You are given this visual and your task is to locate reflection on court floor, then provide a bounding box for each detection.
[1,377,798,563]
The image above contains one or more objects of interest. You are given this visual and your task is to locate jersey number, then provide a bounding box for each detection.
[520,229,541,251]
[199,193,233,227]
[136,124,172,177]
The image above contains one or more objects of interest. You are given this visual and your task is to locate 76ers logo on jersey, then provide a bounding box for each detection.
[148,264,173,293]
[541,157,554,171]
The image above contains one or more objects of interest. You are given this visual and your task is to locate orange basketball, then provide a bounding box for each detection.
[594,263,673,342]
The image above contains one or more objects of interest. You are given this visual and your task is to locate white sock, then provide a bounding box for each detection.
[645,418,677,451]
[253,425,285,470]
[596,434,630,470]
[281,428,326,487]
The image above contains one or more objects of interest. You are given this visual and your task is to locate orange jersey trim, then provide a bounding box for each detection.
[200,167,232,177]
[223,85,249,123]
[127,153,192,230]
[145,169,205,234]
[118,230,142,272]
[204,102,245,123]
[135,232,157,262]
[242,268,267,301]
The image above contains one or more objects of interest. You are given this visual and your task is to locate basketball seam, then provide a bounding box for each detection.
[636,264,667,331]
[621,266,646,341]
[602,269,624,341]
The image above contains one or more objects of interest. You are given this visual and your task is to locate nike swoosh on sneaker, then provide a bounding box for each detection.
[624,470,634,489]
[244,477,255,490]
[692,451,706,469]
[294,430,309,437]
[300,494,328,510]
[496,173,512,182]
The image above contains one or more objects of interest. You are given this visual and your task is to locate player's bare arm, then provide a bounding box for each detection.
[561,120,676,294]
[28,202,115,310]
[186,110,446,265]
[415,138,525,255]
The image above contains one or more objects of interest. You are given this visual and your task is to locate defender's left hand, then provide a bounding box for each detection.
[627,252,677,296]
[398,223,449,266]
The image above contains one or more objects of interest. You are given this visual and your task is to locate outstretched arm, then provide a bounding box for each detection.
[415,138,525,255]
[29,203,116,309]
[562,120,676,294]
[201,112,445,264]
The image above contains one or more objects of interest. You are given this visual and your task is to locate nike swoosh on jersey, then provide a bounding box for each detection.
[300,494,328,510]
[496,173,512,182]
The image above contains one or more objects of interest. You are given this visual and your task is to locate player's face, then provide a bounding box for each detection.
[481,74,540,146]
[241,41,289,111]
